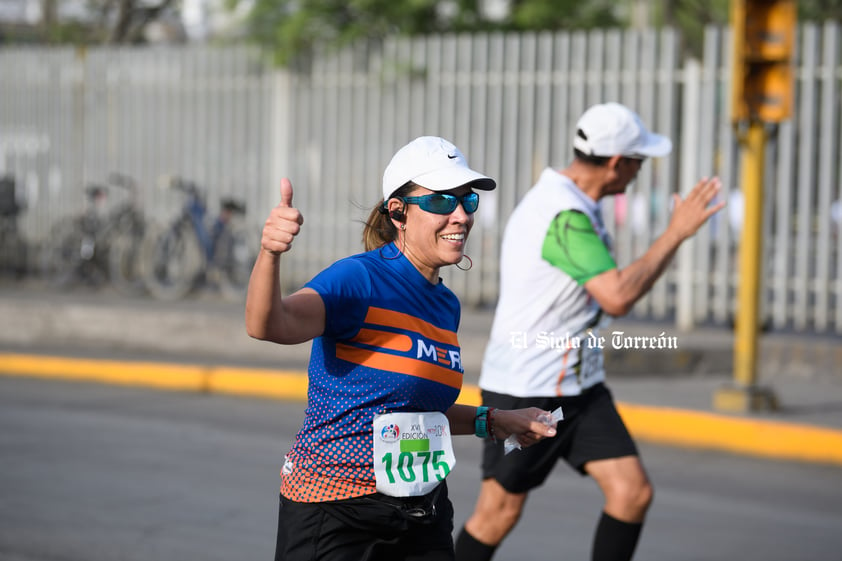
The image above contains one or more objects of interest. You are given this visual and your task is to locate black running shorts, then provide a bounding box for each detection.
[480,383,638,493]
[275,481,455,561]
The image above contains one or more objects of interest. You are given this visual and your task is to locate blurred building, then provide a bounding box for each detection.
[0,0,88,25]
[0,0,249,43]
[182,0,252,41]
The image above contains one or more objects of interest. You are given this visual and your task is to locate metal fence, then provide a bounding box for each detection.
[1,23,840,334]
[0,44,278,262]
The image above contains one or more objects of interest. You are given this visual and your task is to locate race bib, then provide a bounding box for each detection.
[373,412,455,497]
[577,328,605,389]
[579,343,602,385]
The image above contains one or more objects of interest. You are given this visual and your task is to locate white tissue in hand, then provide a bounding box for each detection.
[503,435,521,454]
[544,407,564,424]
[503,407,563,455]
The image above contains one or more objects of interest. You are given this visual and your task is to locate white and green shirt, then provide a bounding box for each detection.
[479,168,616,397]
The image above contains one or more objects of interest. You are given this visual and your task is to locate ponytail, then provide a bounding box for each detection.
[362,182,415,251]
[362,204,397,251]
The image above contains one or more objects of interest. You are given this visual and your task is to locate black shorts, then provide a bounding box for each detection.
[481,383,638,493]
[275,482,455,561]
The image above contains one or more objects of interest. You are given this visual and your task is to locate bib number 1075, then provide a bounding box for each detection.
[380,450,451,484]
[373,411,454,497]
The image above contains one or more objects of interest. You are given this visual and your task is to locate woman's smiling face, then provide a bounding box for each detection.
[387,185,475,284]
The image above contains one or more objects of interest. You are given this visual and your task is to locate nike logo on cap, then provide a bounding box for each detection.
[447,154,457,159]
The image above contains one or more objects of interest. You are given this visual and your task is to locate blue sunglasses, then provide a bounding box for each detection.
[399,192,480,215]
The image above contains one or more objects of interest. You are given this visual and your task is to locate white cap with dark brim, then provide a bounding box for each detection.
[573,102,672,159]
[382,136,496,201]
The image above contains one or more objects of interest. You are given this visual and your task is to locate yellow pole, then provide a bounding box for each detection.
[714,121,778,412]
[734,122,764,385]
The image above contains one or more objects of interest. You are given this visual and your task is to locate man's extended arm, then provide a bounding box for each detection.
[585,177,725,317]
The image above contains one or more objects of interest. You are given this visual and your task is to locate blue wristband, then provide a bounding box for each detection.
[474,406,489,438]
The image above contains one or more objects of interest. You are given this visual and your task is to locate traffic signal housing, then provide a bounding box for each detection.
[730,0,797,123]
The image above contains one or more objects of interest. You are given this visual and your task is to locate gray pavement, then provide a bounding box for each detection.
[1,279,841,464]
[5,376,842,561]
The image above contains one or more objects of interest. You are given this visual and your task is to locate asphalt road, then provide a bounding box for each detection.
[3,376,842,561]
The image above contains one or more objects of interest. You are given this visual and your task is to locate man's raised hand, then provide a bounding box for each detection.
[668,176,726,241]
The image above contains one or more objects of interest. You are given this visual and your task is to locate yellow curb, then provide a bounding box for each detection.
[0,353,308,399]
[2,352,841,467]
[0,353,210,391]
[208,367,310,401]
[617,402,842,466]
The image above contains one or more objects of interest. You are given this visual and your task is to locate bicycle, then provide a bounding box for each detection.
[105,173,148,295]
[140,176,256,301]
[39,183,111,287]
[0,175,28,279]
[39,174,147,290]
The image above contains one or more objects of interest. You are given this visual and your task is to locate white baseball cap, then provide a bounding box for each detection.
[573,102,672,159]
[382,136,496,201]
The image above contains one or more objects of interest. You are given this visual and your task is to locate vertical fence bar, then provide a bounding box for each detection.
[408,37,428,136]
[713,28,736,324]
[692,26,721,323]
[347,45,369,257]
[423,36,443,148]
[532,32,554,182]
[393,38,413,145]
[363,40,385,261]
[814,23,838,331]
[794,24,819,330]
[676,58,702,330]
[435,35,459,294]
[569,32,588,150]
[614,30,639,270]
[473,36,497,305]
[635,29,658,317]
[334,47,355,260]
[652,28,680,319]
[586,29,605,104]
[600,30,622,251]
[482,33,505,301]
[833,24,842,333]
[551,33,572,163]
[451,33,478,303]
[519,32,538,187]
[771,123,796,329]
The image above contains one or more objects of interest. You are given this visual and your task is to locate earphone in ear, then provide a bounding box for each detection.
[390,210,406,222]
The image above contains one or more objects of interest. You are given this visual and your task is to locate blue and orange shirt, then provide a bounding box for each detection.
[280,243,464,503]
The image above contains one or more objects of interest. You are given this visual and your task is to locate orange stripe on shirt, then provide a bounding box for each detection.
[335,344,462,390]
[352,329,414,352]
[364,307,459,347]
[555,350,569,397]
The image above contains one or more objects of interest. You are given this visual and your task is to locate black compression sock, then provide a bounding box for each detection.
[591,511,643,561]
[454,526,497,561]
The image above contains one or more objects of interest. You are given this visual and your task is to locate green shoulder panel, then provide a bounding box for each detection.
[541,210,616,285]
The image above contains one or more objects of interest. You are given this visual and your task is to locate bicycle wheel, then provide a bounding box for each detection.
[0,218,28,279]
[140,221,205,301]
[108,212,147,296]
[39,216,92,287]
[212,221,257,301]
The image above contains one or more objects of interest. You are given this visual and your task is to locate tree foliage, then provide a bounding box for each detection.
[507,0,621,31]
[10,0,842,53]
[661,0,842,58]
[799,0,842,23]
[231,0,445,65]
[232,0,842,67]
[232,0,626,65]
